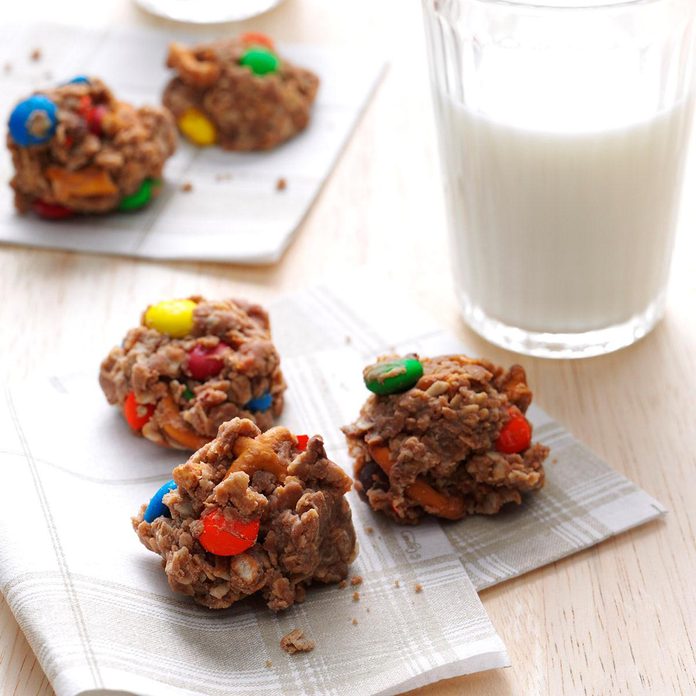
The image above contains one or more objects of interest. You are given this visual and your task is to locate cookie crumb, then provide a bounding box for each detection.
[181,181,193,192]
[414,583,423,594]
[352,591,360,602]
[350,575,363,587]
[338,580,348,590]
[265,659,273,668]
[351,618,358,626]
[394,579,400,588]
[364,526,374,535]
[30,48,42,62]
[280,628,315,654]
[276,177,287,191]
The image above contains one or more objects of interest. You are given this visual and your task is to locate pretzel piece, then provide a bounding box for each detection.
[226,427,296,482]
[369,445,466,520]
[167,42,221,88]
[160,394,209,450]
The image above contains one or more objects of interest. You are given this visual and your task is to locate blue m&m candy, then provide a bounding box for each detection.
[8,95,57,147]
[246,391,272,412]
[66,75,90,85]
[143,479,177,523]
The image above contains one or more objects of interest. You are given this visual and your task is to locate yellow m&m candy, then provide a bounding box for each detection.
[144,299,197,337]
[177,108,217,147]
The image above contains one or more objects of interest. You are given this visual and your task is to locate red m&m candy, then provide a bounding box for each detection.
[187,343,227,380]
[33,200,74,220]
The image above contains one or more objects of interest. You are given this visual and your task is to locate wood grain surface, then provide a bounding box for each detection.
[1,1,695,694]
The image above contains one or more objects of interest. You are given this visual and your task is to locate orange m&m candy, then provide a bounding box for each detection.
[199,509,260,556]
[123,391,155,431]
[240,32,275,50]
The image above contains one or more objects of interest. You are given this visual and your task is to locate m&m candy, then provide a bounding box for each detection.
[9,95,58,147]
[144,299,197,338]
[187,343,227,380]
[118,178,158,212]
[199,509,260,556]
[246,391,273,412]
[32,200,74,220]
[363,357,424,395]
[143,479,178,523]
[123,391,155,431]
[240,32,275,50]
[177,107,217,146]
[239,47,280,76]
[495,406,532,454]
[67,75,90,85]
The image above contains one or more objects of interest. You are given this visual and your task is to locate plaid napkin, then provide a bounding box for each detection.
[0,283,664,696]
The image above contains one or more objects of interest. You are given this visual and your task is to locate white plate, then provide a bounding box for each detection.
[134,0,285,24]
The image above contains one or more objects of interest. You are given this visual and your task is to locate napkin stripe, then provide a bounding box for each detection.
[5,389,103,689]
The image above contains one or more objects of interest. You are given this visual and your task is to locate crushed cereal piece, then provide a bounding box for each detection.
[3,62,12,74]
[276,177,287,191]
[351,618,358,625]
[394,579,400,588]
[265,659,273,668]
[414,583,423,594]
[350,575,363,586]
[338,580,348,590]
[352,591,360,602]
[280,628,315,654]
[181,181,193,192]
[30,48,42,62]
[364,525,374,534]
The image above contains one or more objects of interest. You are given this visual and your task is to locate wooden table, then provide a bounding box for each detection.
[2,1,695,694]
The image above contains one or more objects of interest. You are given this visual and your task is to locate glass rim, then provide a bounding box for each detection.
[466,0,663,9]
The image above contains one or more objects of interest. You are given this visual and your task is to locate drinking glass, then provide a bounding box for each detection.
[422,0,696,358]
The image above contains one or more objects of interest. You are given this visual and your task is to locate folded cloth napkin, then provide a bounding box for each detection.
[0,284,664,696]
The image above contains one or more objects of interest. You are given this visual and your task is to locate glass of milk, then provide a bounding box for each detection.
[423,0,696,358]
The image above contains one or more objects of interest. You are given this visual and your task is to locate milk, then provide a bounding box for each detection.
[436,95,694,334]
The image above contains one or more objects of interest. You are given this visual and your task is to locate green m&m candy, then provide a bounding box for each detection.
[240,47,280,76]
[118,178,160,212]
[363,357,424,395]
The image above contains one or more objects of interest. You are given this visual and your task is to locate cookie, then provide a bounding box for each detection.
[7,76,176,217]
[163,33,319,151]
[133,418,357,610]
[99,297,286,450]
[343,354,549,524]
